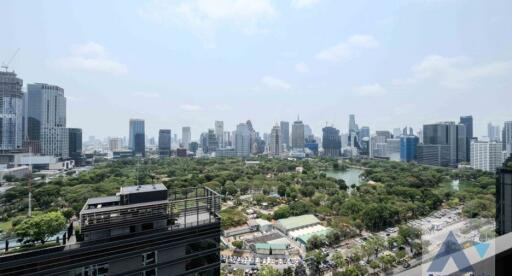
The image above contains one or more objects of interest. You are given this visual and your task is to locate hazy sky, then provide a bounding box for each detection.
[3,0,511,140]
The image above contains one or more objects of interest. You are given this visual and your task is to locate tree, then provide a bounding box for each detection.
[306,250,326,274]
[273,205,290,219]
[331,251,346,270]
[306,235,325,250]
[232,240,243,249]
[277,184,287,197]
[282,267,293,276]
[14,212,66,244]
[378,253,396,272]
[259,265,282,276]
[325,230,342,246]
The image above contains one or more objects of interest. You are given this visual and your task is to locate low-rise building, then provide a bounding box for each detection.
[275,214,320,235]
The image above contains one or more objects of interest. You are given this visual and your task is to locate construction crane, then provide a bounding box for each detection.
[1,48,20,72]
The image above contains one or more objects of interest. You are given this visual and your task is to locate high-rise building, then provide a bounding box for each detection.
[322,126,341,157]
[416,144,451,167]
[421,122,466,166]
[385,138,401,161]
[0,71,24,151]
[214,121,224,148]
[460,115,473,162]
[129,119,145,156]
[0,184,222,275]
[200,132,208,153]
[488,123,501,142]
[269,125,281,156]
[109,137,123,152]
[370,134,387,158]
[504,121,512,154]
[360,126,370,139]
[359,126,370,155]
[27,83,68,158]
[68,128,82,165]
[224,131,232,147]
[280,121,290,150]
[497,155,512,235]
[393,128,402,138]
[348,114,360,148]
[207,129,218,153]
[158,129,171,157]
[291,118,305,150]
[235,123,250,157]
[375,130,392,139]
[305,137,319,156]
[304,124,313,140]
[400,136,419,162]
[471,141,504,172]
[182,126,191,149]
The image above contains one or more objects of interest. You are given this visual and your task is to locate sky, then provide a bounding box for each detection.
[2,0,512,140]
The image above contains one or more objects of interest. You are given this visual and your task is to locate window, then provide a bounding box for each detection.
[70,263,109,276]
[142,251,157,266]
[143,268,157,276]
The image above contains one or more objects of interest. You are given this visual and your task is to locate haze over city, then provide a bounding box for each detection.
[3,0,512,140]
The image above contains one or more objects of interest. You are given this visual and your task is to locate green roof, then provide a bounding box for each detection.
[297,229,331,245]
[254,243,287,250]
[277,214,320,230]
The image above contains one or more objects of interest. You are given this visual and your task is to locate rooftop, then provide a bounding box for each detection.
[119,183,167,194]
[277,214,320,231]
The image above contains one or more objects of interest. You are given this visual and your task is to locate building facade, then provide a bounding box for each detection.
[269,125,281,156]
[27,83,68,158]
[416,144,451,167]
[214,121,224,148]
[470,141,503,172]
[158,129,171,157]
[504,121,512,154]
[235,123,250,157]
[129,119,145,156]
[291,118,304,150]
[280,121,289,150]
[68,128,82,165]
[181,126,191,150]
[0,71,24,151]
[322,126,341,157]
[497,155,512,235]
[0,185,222,276]
[460,115,473,162]
[400,135,419,162]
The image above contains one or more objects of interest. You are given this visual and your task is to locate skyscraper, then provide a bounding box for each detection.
[280,121,290,150]
[420,122,466,166]
[129,119,145,156]
[460,115,473,162]
[496,155,512,235]
[291,118,305,150]
[471,141,503,172]
[304,124,313,140]
[488,123,501,142]
[68,128,82,165]
[158,129,171,157]
[348,114,360,148]
[207,129,218,153]
[214,121,224,148]
[109,137,123,152]
[269,125,281,156]
[27,83,68,158]
[400,135,419,162]
[182,126,191,149]
[0,71,24,151]
[322,126,341,157]
[235,123,250,157]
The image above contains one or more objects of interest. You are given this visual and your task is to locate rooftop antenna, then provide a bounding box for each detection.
[1,48,20,72]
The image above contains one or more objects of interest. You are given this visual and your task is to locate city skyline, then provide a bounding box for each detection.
[3,0,512,140]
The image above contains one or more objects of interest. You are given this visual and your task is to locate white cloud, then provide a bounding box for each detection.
[295,62,309,73]
[261,76,291,90]
[291,0,320,9]
[180,104,202,111]
[56,42,127,75]
[316,34,378,62]
[394,55,512,89]
[354,83,387,96]
[140,0,277,46]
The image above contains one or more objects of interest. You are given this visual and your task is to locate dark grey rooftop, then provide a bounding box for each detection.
[85,196,120,206]
[119,183,167,194]
[80,200,169,215]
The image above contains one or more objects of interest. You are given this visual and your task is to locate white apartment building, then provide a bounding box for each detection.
[471,141,503,172]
